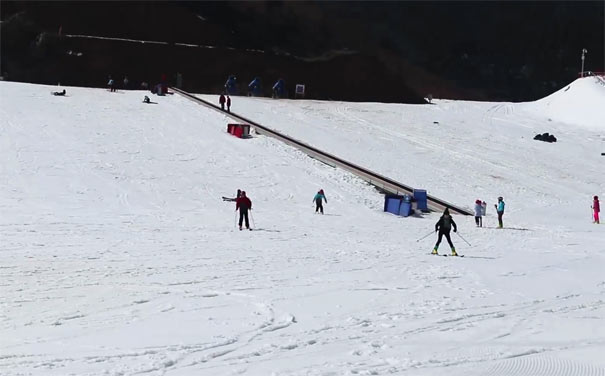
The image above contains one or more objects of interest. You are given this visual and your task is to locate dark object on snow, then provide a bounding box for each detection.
[52,89,66,96]
[601,152,605,156]
[533,132,557,143]
[142,95,157,104]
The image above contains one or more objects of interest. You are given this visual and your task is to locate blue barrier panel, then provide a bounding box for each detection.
[385,198,402,215]
[414,189,428,211]
[399,202,412,217]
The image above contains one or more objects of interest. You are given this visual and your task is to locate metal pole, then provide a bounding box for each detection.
[416,230,435,242]
[455,232,472,246]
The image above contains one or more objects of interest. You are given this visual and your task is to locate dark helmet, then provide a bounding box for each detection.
[498,196,503,201]
[241,191,246,196]
[595,195,599,200]
[443,208,450,215]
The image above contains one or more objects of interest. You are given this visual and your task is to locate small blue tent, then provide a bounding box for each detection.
[272,79,286,98]
[225,75,238,95]
[248,77,262,97]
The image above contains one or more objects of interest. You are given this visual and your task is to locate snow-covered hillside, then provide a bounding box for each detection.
[1,80,604,375]
[521,75,605,131]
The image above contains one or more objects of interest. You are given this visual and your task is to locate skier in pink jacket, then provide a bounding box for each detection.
[592,196,600,224]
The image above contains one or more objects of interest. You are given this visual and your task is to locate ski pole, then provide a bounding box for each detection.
[234,210,238,229]
[455,231,472,246]
[415,230,434,242]
[250,210,256,228]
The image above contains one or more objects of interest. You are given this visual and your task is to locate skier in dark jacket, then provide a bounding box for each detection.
[219,94,226,110]
[313,189,327,214]
[226,96,231,113]
[432,208,458,256]
[235,191,252,230]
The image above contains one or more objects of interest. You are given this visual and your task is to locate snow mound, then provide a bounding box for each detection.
[523,76,605,131]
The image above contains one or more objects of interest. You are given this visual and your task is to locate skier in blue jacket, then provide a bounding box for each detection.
[494,196,505,228]
[313,189,327,214]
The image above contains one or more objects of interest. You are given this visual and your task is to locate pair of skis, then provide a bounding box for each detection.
[430,253,465,257]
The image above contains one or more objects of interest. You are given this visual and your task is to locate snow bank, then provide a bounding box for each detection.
[522,76,605,131]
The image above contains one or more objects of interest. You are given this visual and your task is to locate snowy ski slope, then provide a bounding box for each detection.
[1,78,604,375]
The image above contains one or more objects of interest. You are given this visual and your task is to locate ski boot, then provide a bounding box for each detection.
[431,247,438,255]
[451,248,458,257]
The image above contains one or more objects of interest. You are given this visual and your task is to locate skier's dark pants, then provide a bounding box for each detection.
[475,216,482,227]
[497,211,504,228]
[435,230,454,249]
[315,200,323,214]
[221,103,225,110]
[239,209,249,228]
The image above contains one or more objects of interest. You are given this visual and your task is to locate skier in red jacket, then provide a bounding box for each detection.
[236,191,252,230]
[219,94,226,110]
[593,195,600,224]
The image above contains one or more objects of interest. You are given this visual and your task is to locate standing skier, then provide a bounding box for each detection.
[226,95,231,113]
[235,191,252,230]
[313,189,327,214]
[219,94,226,110]
[474,199,483,227]
[432,208,458,256]
[494,196,505,228]
[592,195,600,224]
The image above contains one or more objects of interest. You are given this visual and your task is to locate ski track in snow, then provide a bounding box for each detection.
[1,81,604,375]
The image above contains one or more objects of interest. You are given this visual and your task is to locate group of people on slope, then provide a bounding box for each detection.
[434,196,506,256]
[472,197,505,228]
[107,76,129,92]
[225,189,328,230]
[219,94,232,112]
[434,194,600,255]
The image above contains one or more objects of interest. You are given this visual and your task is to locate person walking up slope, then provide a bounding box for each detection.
[219,94,226,111]
[236,191,252,230]
[432,208,458,256]
[313,189,327,214]
[592,196,600,224]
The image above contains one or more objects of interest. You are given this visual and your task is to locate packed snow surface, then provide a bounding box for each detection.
[1,77,604,375]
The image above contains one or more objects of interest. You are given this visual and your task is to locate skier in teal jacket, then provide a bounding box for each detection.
[494,196,505,228]
[313,189,327,214]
